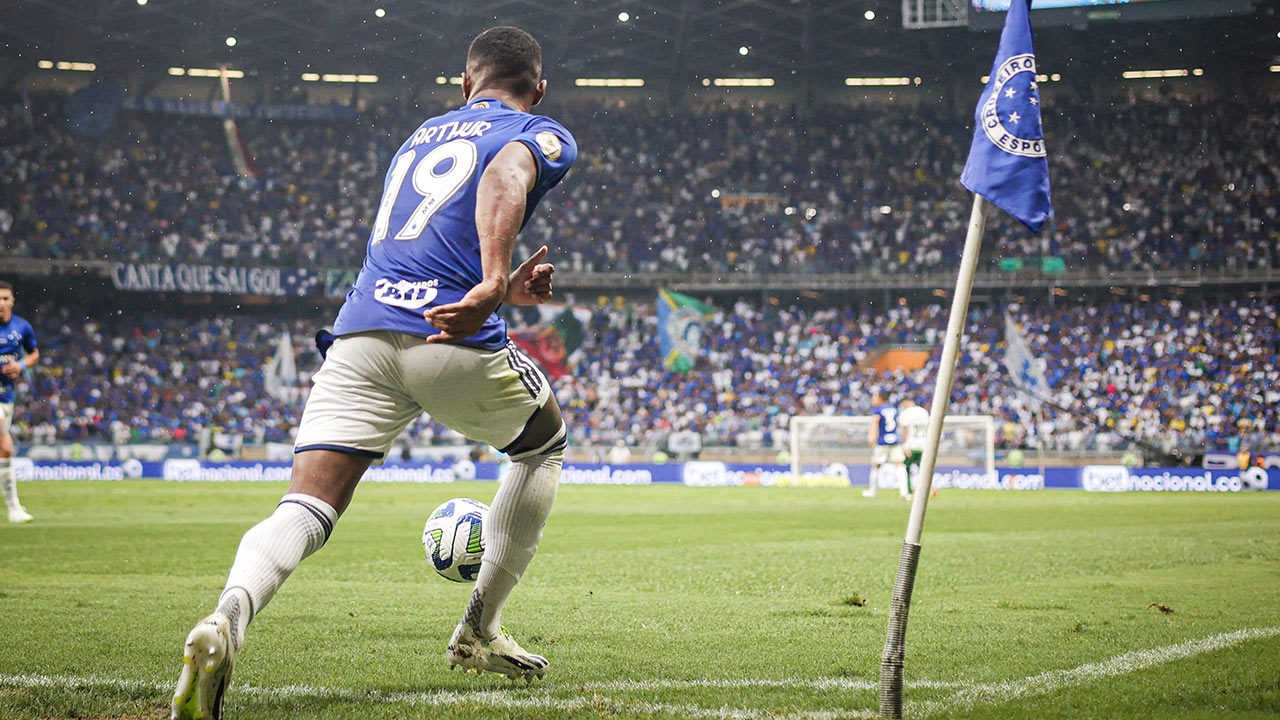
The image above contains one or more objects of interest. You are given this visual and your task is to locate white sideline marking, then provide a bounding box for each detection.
[9,628,1270,720]
[0,673,878,720]
[912,626,1280,717]
[578,677,967,691]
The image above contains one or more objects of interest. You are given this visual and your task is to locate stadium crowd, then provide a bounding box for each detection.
[2,94,1276,275]
[6,295,1274,457]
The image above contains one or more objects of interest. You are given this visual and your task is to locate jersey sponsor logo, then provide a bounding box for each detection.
[535,131,562,161]
[374,278,440,309]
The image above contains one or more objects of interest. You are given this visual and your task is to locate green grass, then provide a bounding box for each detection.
[1,480,1278,719]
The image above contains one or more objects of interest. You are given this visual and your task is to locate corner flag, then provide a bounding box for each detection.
[960,0,1053,232]
[880,3,1053,717]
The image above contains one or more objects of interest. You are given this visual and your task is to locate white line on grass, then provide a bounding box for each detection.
[12,628,1270,720]
[575,677,968,691]
[911,625,1280,717]
[0,673,879,720]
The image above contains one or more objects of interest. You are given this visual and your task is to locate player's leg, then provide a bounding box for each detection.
[172,332,415,720]
[864,445,886,498]
[903,450,921,500]
[0,403,31,523]
[403,340,564,680]
[891,447,909,499]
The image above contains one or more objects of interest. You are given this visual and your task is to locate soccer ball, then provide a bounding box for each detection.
[422,498,489,582]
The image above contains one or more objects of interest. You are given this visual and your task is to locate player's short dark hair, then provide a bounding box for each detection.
[466,26,542,96]
[0,281,12,293]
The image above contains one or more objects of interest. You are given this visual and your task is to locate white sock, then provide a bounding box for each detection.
[465,449,562,638]
[0,459,19,512]
[216,493,337,650]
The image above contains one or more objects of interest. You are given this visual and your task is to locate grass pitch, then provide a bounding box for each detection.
[1,480,1278,719]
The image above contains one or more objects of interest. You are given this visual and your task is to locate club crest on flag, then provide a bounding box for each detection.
[960,0,1053,232]
[980,54,1046,159]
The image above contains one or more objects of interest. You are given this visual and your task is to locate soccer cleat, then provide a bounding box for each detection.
[8,507,33,523]
[445,622,548,683]
[171,613,236,720]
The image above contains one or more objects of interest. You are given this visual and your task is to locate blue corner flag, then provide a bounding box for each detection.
[960,0,1053,233]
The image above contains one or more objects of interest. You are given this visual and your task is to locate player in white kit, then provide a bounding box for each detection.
[171,27,577,719]
[897,399,931,500]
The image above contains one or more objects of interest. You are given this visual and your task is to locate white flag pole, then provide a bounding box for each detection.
[879,193,990,719]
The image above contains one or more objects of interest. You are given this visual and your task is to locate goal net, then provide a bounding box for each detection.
[788,415,995,490]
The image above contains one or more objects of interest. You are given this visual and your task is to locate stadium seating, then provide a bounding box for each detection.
[2,96,1276,274]
[8,296,1274,456]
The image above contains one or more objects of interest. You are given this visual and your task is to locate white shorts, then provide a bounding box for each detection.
[294,331,557,461]
[0,402,11,435]
[872,445,905,465]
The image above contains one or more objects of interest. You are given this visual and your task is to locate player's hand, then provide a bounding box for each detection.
[505,245,555,306]
[423,277,507,344]
[1,361,23,379]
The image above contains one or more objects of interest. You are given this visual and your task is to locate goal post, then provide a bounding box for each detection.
[788,414,995,490]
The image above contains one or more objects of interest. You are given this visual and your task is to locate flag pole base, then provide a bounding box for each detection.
[879,541,922,719]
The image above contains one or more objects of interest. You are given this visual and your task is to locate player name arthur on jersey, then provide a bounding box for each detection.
[409,120,493,148]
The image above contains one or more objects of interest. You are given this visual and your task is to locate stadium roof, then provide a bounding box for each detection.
[3,0,1278,90]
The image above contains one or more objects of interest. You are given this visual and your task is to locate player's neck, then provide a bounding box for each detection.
[466,88,532,112]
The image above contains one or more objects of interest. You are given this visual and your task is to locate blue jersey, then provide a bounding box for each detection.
[333,97,577,350]
[874,405,900,446]
[0,314,37,404]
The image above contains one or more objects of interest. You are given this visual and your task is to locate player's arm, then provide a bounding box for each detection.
[424,142,544,342]
[2,349,36,379]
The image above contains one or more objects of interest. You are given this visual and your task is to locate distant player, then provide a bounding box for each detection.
[898,399,930,500]
[0,281,39,524]
[864,393,901,498]
[172,27,576,719]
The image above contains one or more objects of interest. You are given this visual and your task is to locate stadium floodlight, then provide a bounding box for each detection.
[183,68,245,78]
[225,36,237,47]
[313,73,378,83]
[738,46,749,55]
[37,60,53,69]
[375,7,385,17]
[1272,65,1280,73]
[865,9,876,20]
[1122,68,1189,79]
[574,78,645,87]
[846,77,911,86]
[618,11,630,22]
[137,0,147,5]
[53,61,96,71]
[712,77,774,87]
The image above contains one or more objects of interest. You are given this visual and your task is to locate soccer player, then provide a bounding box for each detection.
[171,27,576,719]
[0,281,38,524]
[864,393,901,498]
[898,399,930,500]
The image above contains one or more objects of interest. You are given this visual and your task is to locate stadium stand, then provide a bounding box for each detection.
[2,95,1276,274]
[7,295,1274,457]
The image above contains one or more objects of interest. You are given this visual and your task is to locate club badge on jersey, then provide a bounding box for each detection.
[332,97,577,350]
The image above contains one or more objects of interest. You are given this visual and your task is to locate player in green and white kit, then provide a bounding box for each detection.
[897,399,930,500]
